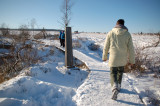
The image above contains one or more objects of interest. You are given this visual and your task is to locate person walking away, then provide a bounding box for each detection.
[102,19,135,100]
[61,31,65,47]
[59,31,62,46]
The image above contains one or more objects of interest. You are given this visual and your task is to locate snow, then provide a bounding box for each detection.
[0,75,76,106]
[42,39,143,105]
[73,62,143,106]
[0,44,88,106]
[0,32,160,106]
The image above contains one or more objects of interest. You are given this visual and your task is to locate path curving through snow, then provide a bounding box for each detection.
[48,40,144,106]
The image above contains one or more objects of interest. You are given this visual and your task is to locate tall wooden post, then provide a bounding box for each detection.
[65,27,73,68]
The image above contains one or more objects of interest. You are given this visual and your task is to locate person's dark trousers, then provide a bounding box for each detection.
[110,66,124,88]
[60,39,62,46]
[61,39,65,47]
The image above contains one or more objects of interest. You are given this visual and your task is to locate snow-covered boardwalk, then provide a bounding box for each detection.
[47,40,144,106]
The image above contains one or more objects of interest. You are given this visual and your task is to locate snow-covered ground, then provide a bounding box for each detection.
[0,42,88,106]
[39,39,143,106]
[72,33,160,106]
[0,32,160,106]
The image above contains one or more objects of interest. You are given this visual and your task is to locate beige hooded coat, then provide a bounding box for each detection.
[102,27,135,67]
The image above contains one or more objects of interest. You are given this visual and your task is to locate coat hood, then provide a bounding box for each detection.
[102,25,135,67]
[112,25,128,35]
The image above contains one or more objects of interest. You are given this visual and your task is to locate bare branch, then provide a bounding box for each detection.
[60,0,73,28]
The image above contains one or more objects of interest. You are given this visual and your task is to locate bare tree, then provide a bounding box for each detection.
[19,24,30,40]
[30,18,37,36]
[0,23,10,37]
[60,0,73,28]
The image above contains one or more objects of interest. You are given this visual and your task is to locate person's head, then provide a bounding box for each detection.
[116,19,125,25]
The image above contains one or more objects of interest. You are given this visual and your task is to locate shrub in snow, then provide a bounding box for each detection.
[18,25,30,40]
[127,43,160,77]
[0,23,10,37]
[77,37,88,42]
[144,88,160,106]
[40,67,51,73]
[88,43,100,51]
[74,58,89,70]
[0,31,57,83]
[34,32,45,39]
[34,30,47,39]
[52,34,59,40]
[72,39,81,48]
[0,40,40,83]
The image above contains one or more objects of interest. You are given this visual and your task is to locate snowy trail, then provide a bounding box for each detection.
[73,60,143,106]
[44,40,144,106]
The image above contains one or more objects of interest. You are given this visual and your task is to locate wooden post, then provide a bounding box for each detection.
[65,27,73,68]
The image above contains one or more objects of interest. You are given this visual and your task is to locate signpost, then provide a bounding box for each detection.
[65,27,73,68]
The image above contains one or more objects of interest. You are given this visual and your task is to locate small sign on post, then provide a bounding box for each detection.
[65,27,73,68]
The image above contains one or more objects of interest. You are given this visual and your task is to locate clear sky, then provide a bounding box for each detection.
[0,0,160,33]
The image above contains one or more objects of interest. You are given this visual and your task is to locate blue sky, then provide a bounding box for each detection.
[0,0,160,33]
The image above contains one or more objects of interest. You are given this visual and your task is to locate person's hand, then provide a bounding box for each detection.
[127,63,135,69]
[130,63,135,66]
